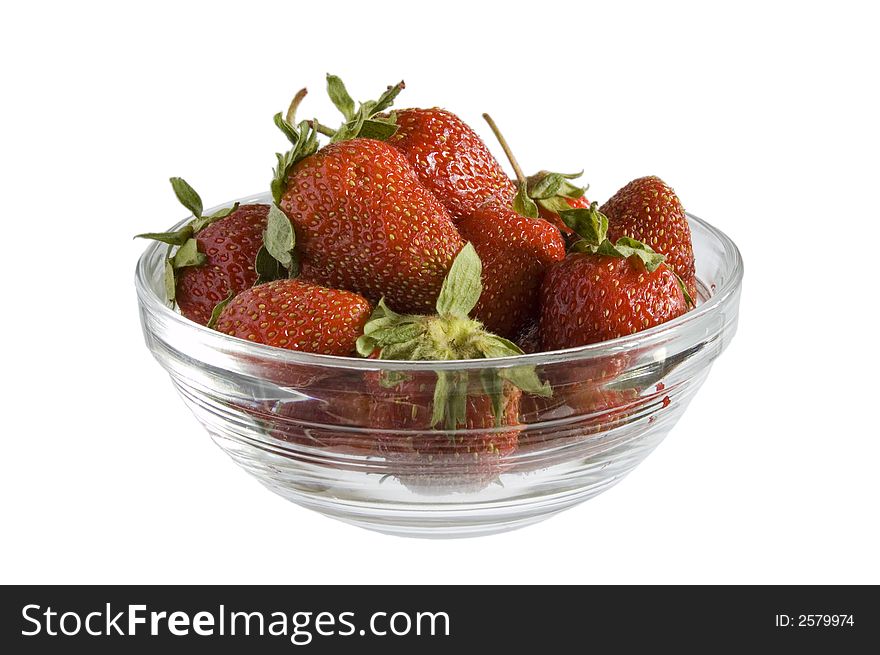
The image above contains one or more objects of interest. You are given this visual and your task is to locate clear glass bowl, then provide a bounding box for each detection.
[136,192,743,538]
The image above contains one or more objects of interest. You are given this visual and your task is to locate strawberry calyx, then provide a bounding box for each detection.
[481,114,587,218]
[356,244,550,429]
[562,202,666,272]
[254,204,299,285]
[321,74,405,143]
[526,170,588,215]
[271,88,321,205]
[135,177,241,304]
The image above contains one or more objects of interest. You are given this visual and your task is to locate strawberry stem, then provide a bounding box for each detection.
[285,88,309,125]
[307,119,337,137]
[482,113,527,186]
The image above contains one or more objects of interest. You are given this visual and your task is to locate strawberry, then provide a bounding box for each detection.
[539,203,688,350]
[385,108,516,220]
[600,176,698,300]
[357,244,551,492]
[137,178,267,325]
[481,113,589,243]
[277,136,464,314]
[215,278,372,356]
[457,202,565,339]
[370,373,522,493]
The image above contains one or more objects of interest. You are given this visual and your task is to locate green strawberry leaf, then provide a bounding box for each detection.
[450,371,470,430]
[136,185,238,245]
[170,177,203,219]
[477,334,551,398]
[512,182,539,219]
[479,369,507,427]
[326,74,356,121]
[331,109,368,143]
[356,299,419,357]
[254,245,285,285]
[170,238,206,270]
[358,118,399,141]
[325,80,405,143]
[435,243,483,318]
[528,172,564,200]
[500,366,552,397]
[271,151,293,205]
[206,290,235,330]
[135,225,194,246]
[191,202,240,233]
[476,334,524,358]
[263,204,296,269]
[676,273,695,308]
[431,370,451,428]
[371,81,405,115]
[537,196,575,215]
[560,202,608,246]
[431,370,470,430]
[274,112,300,144]
[604,237,666,273]
[164,258,176,303]
[557,178,587,199]
[271,119,320,205]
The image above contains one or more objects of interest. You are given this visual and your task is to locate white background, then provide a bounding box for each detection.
[2,0,877,584]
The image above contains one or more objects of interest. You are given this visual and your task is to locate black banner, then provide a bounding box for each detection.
[1,586,875,652]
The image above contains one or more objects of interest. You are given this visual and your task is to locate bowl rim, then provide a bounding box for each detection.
[135,191,743,371]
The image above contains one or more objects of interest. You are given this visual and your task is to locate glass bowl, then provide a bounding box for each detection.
[135,192,743,538]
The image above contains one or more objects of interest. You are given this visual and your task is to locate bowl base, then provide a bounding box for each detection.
[256,468,633,539]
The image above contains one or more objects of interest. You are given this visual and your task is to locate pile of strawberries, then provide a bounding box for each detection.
[140,76,698,490]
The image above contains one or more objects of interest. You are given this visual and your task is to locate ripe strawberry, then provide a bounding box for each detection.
[600,176,697,300]
[357,244,551,492]
[457,202,565,339]
[137,178,268,325]
[278,137,464,314]
[386,108,516,220]
[539,203,688,350]
[370,373,521,493]
[215,278,372,356]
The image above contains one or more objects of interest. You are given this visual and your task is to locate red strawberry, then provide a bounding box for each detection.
[370,373,521,493]
[215,278,372,356]
[174,205,267,324]
[137,178,268,325]
[357,244,551,492]
[278,137,464,314]
[542,255,686,349]
[600,176,697,300]
[457,202,565,339]
[539,203,688,350]
[386,108,516,220]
